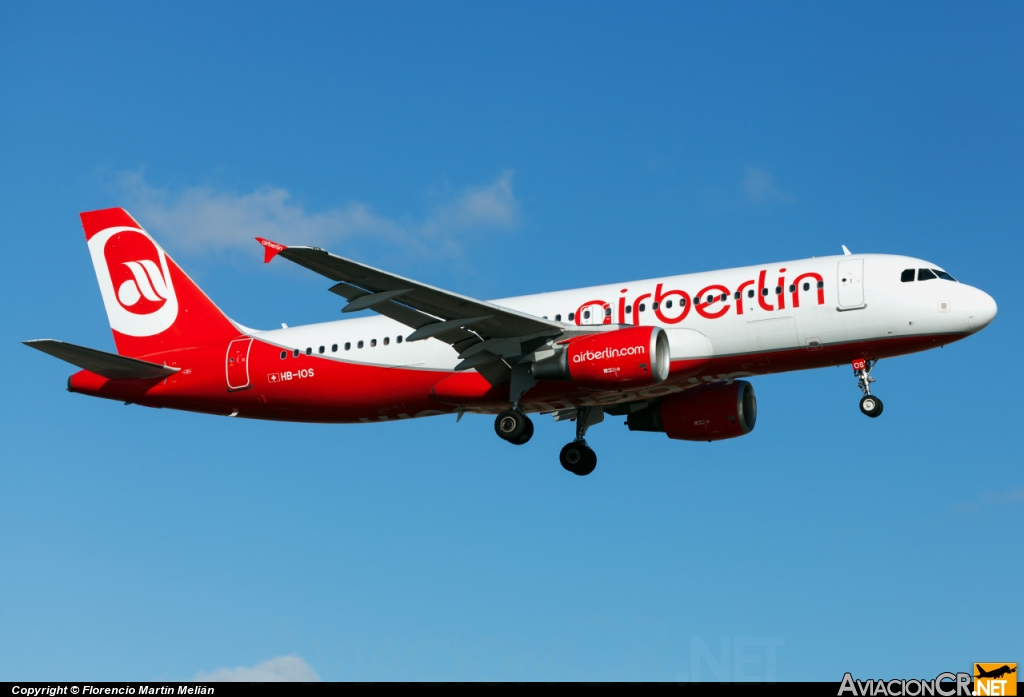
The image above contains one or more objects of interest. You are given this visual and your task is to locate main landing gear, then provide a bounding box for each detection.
[493,405,603,476]
[559,407,603,477]
[559,441,596,477]
[494,364,538,446]
[494,408,534,445]
[853,358,884,418]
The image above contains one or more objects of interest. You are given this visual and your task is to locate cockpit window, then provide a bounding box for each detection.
[901,269,915,283]
[917,268,937,281]
[933,269,957,282]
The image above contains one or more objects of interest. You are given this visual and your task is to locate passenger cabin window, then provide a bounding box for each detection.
[638,304,645,312]
[357,340,364,349]
[761,288,769,296]
[370,339,377,347]
[280,351,287,360]
[901,269,915,282]
[318,346,325,354]
[305,347,312,355]
[918,268,937,281]
[665,300,673,309]
[789,284,796,293]
[934,269,957,282]
[583,310,590,319]
[345,342,351,351]
[624,307,630,315]
[817,281,824,289]
[293,349,300,358]
[652,302,659,310]
[605,307,612,316]
[556,314,562,321]
[747,289,755,298]
[734,291,741,300]
[803,282,810,291]
[720,294,727,302]
[568,312,575,321]
[396,336,403,344]
[332,344,338,352]
[383,337,390,346]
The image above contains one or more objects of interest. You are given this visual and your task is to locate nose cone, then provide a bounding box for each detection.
[968,289,998,333]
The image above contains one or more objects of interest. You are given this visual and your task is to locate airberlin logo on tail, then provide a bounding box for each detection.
[88,226,179,337]
[115,259,171,311]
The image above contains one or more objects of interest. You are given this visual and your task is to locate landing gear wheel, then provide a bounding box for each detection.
[510,417,534,445]
[578,447,597,476]
[859,395,883,418]
[494,409,527,441]
[559,442,597,476]
[853,358,883,418]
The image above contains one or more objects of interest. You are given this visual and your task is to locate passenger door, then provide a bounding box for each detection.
[226,337,253,391]
[837,259,865,308]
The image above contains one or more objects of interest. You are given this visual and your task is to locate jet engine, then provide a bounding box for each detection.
[627,380,757,441]
[531,326,670,389]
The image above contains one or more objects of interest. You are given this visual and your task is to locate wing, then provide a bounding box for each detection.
[257,238,570,383]
[24,339,180,379]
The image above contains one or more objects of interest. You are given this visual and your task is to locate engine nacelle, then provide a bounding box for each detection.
[531,326,670,389]
[627,380,757,441]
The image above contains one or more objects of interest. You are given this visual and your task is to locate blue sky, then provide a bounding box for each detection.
[2,1,1021,681]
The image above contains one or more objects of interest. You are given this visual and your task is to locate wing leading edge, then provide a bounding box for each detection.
[257,238,569,384]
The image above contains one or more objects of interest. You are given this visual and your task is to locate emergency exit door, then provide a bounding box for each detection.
[579,302,609,325]
[226,338,253,390]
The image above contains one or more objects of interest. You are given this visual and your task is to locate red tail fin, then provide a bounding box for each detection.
[81,208,242,358]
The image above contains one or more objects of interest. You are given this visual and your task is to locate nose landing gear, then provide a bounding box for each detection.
[853,358,883,418]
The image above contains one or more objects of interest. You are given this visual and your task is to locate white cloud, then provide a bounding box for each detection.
[194,654,321,682]
[116,169,519,260]
[739,166,794,205]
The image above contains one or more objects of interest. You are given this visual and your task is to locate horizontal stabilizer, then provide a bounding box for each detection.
[23,339,180,379]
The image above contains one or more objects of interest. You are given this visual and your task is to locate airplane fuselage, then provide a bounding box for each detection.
[67,252,997,423]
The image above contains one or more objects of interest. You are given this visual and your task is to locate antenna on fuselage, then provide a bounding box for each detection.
[841,245,852,255]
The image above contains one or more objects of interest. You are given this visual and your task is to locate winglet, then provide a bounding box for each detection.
[256,237,287,263]
[841,245,852,255]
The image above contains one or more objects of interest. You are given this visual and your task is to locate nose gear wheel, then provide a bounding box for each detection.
[859,395,883,417]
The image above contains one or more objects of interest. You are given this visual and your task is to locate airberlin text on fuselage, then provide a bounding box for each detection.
[576,268,826,326]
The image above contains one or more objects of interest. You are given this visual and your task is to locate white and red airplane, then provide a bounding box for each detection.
[26,208,997,476]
